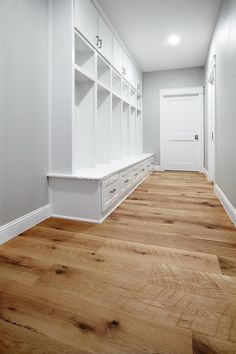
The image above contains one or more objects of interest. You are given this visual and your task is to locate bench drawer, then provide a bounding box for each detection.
[102,175,120,211]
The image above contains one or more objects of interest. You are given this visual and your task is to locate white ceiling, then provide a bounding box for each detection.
[97,0,222,72]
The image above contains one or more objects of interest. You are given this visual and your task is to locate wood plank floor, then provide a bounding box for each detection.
[1,172,236,354]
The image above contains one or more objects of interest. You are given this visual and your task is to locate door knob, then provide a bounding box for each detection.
[195,134,199,140]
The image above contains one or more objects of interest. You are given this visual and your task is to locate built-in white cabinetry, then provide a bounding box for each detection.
[97,14,113,63]
[122,52,131,84]
[49,0,151,223]
[137,71,142,92]
[49,155,154,222]
[74,0,142,91]
[74,0,97,46]
[112,37,123,75]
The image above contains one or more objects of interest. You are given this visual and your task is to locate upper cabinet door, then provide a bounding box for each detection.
[131,65,137,90]
[137,72,142,92]
[112,37,123,75]
[97,15,112,63]
[74,0,98,47]
[123,51,131,82]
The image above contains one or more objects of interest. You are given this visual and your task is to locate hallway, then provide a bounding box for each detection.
[0,172,236,353]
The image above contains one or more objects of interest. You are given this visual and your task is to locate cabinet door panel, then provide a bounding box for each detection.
[74,0,97,47]
[113,37,123,75]
[123,51,131,82]
[137,72,142,92]
[98,15,112,63]
[131,64,137,89]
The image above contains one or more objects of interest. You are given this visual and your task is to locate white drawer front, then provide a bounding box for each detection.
[120,170,133,194]
[102,175,120,211]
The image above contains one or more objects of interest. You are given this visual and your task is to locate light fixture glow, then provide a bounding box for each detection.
[168,34,180,46]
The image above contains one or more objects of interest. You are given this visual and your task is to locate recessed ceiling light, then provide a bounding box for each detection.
[168,35,180,46]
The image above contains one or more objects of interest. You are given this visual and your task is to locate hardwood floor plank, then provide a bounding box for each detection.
[1,171,236,353]
[35,263,236,343]
[97,238,222,273]
[0,249,52,284]
[0,321,88,354]
[0,278,193,354]
[218,256,236,277]
[192,332,236,354]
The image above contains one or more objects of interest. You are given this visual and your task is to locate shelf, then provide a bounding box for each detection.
[74,64,95,83]
[75,31,95,79]
[123,100,130,107]
[97,81,110,93]
[112,91,122,100]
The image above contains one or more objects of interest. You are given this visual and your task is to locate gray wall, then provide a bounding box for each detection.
[0,0,49,226]
[205,0,236,208]
[143,67,204,165]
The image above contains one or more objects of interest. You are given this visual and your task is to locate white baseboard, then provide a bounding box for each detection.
[51,213,101,224]
[154,165,164,172]
[203,168,211,182]
[214,184,236,227]
[0,204,51,245]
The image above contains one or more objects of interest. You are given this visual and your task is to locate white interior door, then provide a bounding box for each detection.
[160,87,203,171]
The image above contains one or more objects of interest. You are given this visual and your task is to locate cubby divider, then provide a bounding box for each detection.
[97,55,111,89]
[122,102,130,157]
[96,89,112,164]
[112,70,122,98]
[130,107,136,156]
[112,95,122,160]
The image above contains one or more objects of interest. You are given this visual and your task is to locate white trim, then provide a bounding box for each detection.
[160,86,204,172]
[214,184,236,227]
[0,205,51,245]
[203,168,211,182]
[207,55,216,183]
[160,86,203,97]
[154,165,164,172]
[206,55,216,86]
[51,213,102,224]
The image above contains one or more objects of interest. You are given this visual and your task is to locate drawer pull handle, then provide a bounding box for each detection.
[142,168,145,171]
[124,179,129,183]
[110,188,117,194]
[134,173,138,176]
